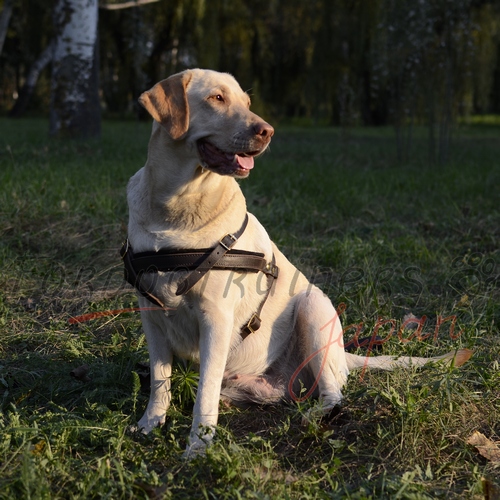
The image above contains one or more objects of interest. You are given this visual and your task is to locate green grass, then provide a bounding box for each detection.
[0,117,499,499]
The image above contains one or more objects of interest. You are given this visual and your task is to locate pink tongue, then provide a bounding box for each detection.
[236,155,254,170]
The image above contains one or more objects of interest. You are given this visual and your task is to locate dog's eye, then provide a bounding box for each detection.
[211,94,225,103]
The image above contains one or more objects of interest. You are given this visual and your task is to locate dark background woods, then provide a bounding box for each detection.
[1,0,500,136]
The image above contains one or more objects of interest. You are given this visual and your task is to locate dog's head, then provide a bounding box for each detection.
[139,69,274,178]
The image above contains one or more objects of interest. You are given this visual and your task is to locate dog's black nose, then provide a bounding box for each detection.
[254,121,274,139]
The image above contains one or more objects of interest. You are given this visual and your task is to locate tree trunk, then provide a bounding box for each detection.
[9,40,55,118]
[0,0,14,56]
[50,0,100,139]
[99,0,160,10]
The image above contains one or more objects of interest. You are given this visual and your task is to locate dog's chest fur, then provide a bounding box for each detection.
[139,268,269,361]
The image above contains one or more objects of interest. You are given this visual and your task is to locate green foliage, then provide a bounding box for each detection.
[2,0,500,130]
[0,118,499,498]
[170,359,199,409]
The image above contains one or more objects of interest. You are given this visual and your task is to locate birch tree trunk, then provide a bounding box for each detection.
[50,0,100,139]
[9,40,55,118]
[0,0,14,56]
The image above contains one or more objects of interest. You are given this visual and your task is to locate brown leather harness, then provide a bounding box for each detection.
[120,214,279,338]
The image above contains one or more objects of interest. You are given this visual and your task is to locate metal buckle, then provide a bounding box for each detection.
[220,233,237,251]
[245,313,261,334]
[265,262,279,278]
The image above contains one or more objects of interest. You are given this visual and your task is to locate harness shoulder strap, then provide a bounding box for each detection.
[175,213,249,295]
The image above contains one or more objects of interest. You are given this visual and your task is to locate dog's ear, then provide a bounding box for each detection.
[139,71,192,140]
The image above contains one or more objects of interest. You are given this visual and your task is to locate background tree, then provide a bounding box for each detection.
[0,0,13,56]
[50,0,100,139]
[369,0,478,163]
[1,0,499,151]
[8,39,54,118]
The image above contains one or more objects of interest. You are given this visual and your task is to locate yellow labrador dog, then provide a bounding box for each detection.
[124,68,471,455]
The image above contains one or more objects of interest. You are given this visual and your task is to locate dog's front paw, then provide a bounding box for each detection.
[182,439,208,460]
[182,426,215,460]
[130,413,166,434]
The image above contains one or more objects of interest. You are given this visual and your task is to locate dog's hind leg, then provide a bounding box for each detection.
[291,289,349,421]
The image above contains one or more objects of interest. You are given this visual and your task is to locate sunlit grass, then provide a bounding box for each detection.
[460,114,500,126]
[0,117,499,498]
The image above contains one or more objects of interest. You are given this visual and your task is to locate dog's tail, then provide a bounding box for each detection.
[345,348,473,371]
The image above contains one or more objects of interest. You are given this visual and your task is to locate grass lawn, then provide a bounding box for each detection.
[0,117,498,499]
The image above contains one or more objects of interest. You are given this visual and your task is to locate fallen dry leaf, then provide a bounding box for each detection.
[467,431,500,463]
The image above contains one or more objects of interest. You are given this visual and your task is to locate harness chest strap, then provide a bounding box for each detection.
[120,214,279,338]
[240,253,278,339]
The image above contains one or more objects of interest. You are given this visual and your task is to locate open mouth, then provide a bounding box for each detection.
[197,139,261,178]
